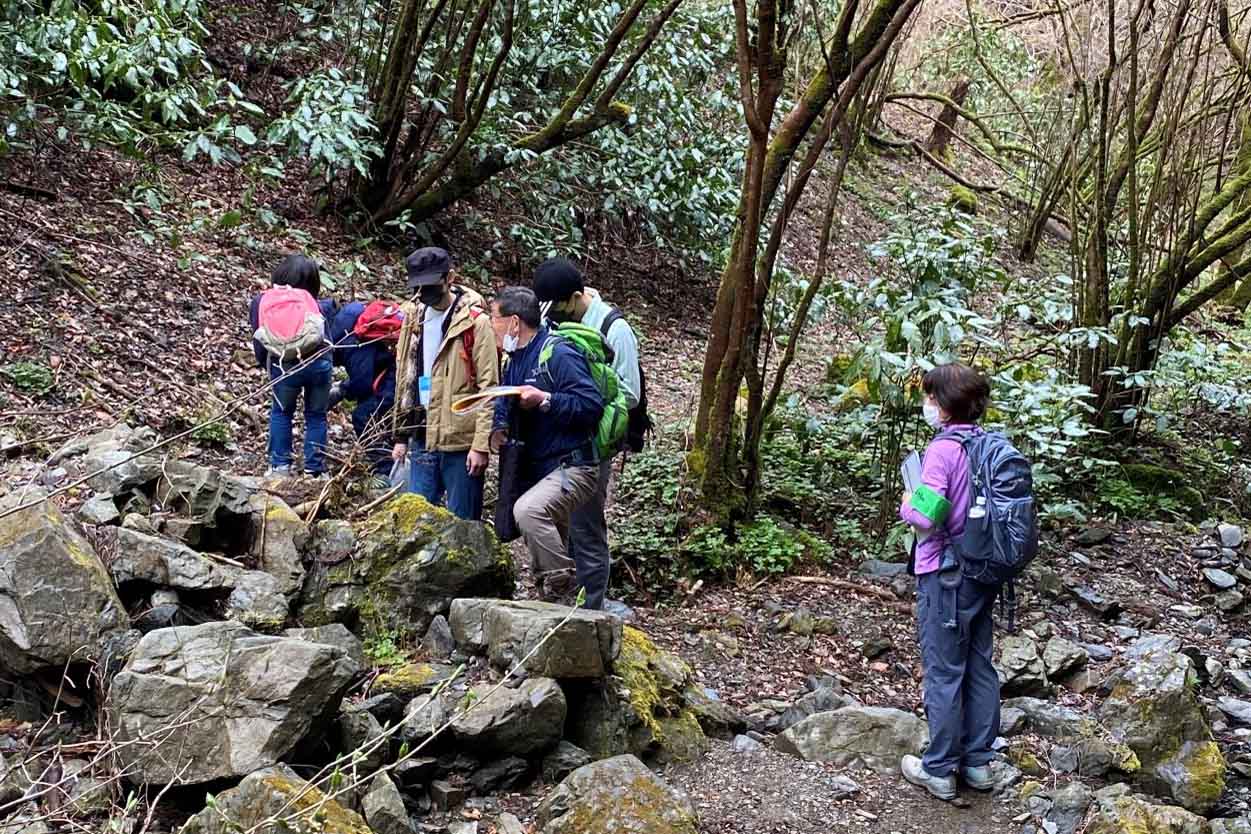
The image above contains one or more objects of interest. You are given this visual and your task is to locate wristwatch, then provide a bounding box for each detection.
[539,393,553,412]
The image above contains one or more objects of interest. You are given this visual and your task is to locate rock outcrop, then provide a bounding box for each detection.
[774,705,928,773]
[536,754,698,834]
[108,621,356,784]
[0,494,127,674]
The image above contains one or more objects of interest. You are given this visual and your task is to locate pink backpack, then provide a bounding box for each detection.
[255,286,325,362]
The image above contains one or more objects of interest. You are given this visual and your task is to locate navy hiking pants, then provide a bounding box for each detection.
[916,571,1001,776]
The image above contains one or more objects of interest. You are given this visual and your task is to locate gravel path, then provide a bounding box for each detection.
[665,741,1012,834]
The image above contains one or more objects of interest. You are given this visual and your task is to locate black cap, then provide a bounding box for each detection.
[406,247,450,289]
[533,257,584,302]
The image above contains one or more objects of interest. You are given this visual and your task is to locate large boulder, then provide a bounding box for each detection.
[0,494,127,674]
[565,627,707,764]
[298,496,514,636]
[450,598,622,678]
[109,527,242,591]
[107,621,356,784]
[774,706,928,774]
[536,754,698,834]
[1085,784,1211,834]
[450,678,566,756]
[179,764,371,834]
[1098,648,1225,813]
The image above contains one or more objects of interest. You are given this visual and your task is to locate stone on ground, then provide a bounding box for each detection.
[0,493,127,674]
[1097,647,1225,813]
[179,764,371,834]
[536,754,698,834]
[1003,697,1096,738]
[542,741,592,784]
[284,623,367,670]
[339,706,387,775]
[108,621,356,784]
[224,570,289,631]
[78,492,119,525]
[372,661,460,699]
[1043,637,1089,679]
[1026,780,1093,834]
[423,614,456,658]
[773,705,928,774]
[450,678,566,756]
[299,495,513,636]
[362,771,412,834]
[1217,697,1251,725]
[451,598,622,678]
[247,493,307,597]
[109,527,242,591]
[998,635,1050,696]
[1219,523,1244,549]
[54,424,161,495]
[1085,784,1210,834]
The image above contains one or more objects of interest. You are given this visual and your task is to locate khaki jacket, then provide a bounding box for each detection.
[393,286,499,453]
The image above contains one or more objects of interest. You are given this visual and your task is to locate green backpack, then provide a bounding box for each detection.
[539,322,629,462]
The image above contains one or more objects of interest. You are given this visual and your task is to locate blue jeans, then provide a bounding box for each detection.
[916,571,1001,776]
[407,440,484,521]
[269,357,332,473]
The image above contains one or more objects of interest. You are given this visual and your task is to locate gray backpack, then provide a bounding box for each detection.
[941,430,1039,625]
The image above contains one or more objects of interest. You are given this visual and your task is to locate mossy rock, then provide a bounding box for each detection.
[566,627,707,764]
[536,754,698,834]
[1098,647,1225,813]
[947,185,978,214]
[1119,463,1206,520]
[297,494,514,639]
[372,661,460,699]
[179,765,370,834]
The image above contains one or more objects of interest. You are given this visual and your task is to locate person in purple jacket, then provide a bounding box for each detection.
[898,363,1000,801]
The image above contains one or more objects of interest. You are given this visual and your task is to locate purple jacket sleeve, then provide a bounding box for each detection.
[899,439,960,529]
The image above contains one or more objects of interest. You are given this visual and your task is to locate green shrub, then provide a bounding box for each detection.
[1,361,54,395]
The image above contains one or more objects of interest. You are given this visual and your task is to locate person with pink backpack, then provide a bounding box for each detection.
[249,254,337,477]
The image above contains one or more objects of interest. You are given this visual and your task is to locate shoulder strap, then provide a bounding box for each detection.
[599,307,623,339]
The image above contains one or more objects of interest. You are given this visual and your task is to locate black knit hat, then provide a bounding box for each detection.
[533,257,584,302]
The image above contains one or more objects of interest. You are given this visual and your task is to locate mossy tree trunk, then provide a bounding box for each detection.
[356,0,685,224]
[690,0,922,525]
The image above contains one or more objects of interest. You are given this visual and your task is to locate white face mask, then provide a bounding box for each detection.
[502,321,520,353]
[923,400,944,429]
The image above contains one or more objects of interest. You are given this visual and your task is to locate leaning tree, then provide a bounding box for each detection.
[688,0,923,523]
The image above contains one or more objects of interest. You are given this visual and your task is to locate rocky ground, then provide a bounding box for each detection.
[9,423,1251,834]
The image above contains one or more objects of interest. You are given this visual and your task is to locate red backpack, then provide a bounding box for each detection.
[353,300,406,343]
[255,286,325,362]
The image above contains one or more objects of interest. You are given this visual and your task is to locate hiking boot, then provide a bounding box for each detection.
[960,764,996,791]
[901,755,956,801]
[539,572,577,605]
[265,466,292,478]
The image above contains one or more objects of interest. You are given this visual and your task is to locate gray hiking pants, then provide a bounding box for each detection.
[567,459,613,610]
[514,463,599,597]
[917,571,1001,776]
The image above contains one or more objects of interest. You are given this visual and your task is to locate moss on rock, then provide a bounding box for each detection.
[947,184,978,214]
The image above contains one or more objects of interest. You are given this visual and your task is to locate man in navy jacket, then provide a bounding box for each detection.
[490,286,603,602]
[329,301,397,479]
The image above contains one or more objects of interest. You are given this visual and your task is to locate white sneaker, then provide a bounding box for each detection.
[265,466,292,478]
[901,754,956,800]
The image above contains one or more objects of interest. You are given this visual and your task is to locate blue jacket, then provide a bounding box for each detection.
[330,302,397,406]
[248,293,337,368]
[493,326,604,479]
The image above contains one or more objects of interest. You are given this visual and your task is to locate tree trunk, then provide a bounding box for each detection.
[925,77,969,159]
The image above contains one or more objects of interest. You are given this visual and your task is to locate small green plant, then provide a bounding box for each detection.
[191,415,231,446]
[1,361,54,395]
[363,630,408,667]
[1095,477,1185,520]
[738,517,806,575]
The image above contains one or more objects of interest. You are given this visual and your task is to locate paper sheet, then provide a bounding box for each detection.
[451,385,523,414]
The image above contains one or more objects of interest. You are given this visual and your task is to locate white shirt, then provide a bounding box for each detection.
[421,304,450,405]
